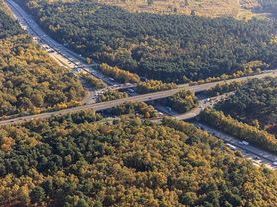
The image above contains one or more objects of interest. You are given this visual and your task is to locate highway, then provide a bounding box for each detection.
[153,93,231,120]
[173,94,227,120]
[1,72,277,126]
[183,70,277,91]
[8,0,277,94]
[8,0,83,70]
[4,0,277,169]
[196,123,277,169]
[6,0,277,95]
[6,0,137,90]
[150,94,277,169]
[0,87,203,126]
[177,94,277,169]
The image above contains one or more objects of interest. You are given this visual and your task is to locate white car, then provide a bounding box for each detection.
[242,141,249,145]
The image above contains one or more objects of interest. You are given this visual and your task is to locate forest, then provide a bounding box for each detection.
[161,89,198,113]
[137,80,177,93]
[241,0,277,18]
[89,0,241,18]
[0,112,277,206]
[200,108,277,154]
[0,3,85,117]
[15,0,277,82]
[216,77,277,135]
[80,72,106,89]
[103,102,158,118]
[0,8,23,39]
[1,1,277,206]
[97,89,128,102]
[204,81,243,96]
[99,63,140,83]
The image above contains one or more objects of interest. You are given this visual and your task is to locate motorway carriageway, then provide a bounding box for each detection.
[197,123,277,169]
[4,0,277,168]
[1,70,277,126]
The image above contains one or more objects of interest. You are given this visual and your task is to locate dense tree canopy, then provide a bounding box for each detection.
[137,80,177,93]
[80,72,106,89]
[200,108,277,154]
[0,3,85,117]
[204,81,243,96]
[165,89,198,113]
[99,63,140,83]
[216,77,277,135]
[0,113,277,206]
[0,8,23,39]
[97,89,128,102]
[241,0,277,18]
[16,0,277,82]
[1,1,277,206]
[103,101,158,118]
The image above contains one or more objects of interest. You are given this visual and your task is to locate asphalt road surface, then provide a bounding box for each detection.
[4,0,277,169]
[0,88,208,126]
[1,72,277,126]
[6,0,137,90]
[150,95,277,168]
[196,123,277,169]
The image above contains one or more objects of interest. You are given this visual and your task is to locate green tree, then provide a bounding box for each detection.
[30,187,46,204]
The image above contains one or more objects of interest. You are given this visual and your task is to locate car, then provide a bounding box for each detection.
[239,141,249,146]
[242,141,249,145]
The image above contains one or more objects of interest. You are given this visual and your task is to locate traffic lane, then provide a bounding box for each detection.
[242,151,273,169]
[10,0,277,90]
[8,0,109,84]
[0,90,182,126]
[201,124,277,162]
[196,123,277,166]
[0,87,205,126]
[189,71,277,92]
[171,93,230,120]
[8,1,76,67]
[1,73,277,126]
